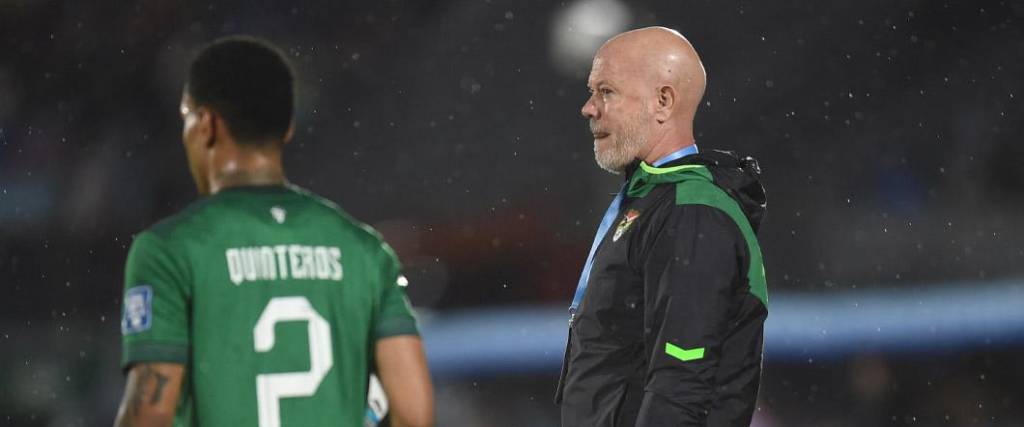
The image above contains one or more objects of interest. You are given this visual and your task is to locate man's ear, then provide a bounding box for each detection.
[196,107,217,148]
[655,85,676,123]
[282,120,295,146]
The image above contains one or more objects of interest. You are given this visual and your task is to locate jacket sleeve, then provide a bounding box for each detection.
[634,204,748,426]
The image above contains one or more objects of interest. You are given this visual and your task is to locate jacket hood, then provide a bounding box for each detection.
[625,149,767,232]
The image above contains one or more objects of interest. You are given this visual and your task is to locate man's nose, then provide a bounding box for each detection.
[581,97,598,119]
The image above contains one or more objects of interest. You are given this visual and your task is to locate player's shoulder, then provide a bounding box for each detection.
[287,185,396,257]
[138,196,219,243]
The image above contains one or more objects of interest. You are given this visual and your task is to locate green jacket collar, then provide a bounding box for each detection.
[626,162,712,198]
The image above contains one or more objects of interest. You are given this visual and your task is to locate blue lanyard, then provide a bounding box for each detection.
[569,144,698,316]
[651,145,699,167]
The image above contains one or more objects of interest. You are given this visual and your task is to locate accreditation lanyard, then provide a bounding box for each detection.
[568,144,699,318]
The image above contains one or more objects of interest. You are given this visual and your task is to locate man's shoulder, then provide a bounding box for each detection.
[141,196,219,242]
[288,186,388,244]
[672,177,733,207]
[286,186,397,264]
[136,186,393,259]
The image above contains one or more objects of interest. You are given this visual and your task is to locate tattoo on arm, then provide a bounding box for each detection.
[116,363,176,427]
[132,365,171,411]
[147,366,170,405]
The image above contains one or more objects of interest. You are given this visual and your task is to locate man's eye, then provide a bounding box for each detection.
[601,88,613,95]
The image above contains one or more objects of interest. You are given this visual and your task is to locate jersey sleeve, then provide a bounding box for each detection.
[371,243,419,340]
[120,230,191,369]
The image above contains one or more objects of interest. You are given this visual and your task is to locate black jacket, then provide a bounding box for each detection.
[556,150,769,427]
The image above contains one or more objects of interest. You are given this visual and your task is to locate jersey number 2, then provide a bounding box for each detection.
[253,296,333,427]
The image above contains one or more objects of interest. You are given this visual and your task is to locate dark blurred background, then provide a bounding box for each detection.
[2,0,1023,426]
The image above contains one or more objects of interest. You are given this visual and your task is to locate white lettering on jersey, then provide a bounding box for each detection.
[274,245,289,280]
[226,248,245,285]
[224,245,344,285]
[329,247,343,281]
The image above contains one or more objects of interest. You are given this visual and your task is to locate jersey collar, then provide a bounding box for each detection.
[625,144,703,197]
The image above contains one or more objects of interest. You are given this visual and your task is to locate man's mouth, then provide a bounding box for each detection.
[592,131,610,139]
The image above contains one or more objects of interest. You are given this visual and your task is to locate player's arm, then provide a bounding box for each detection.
[372,242,434,427]
[113,363,185,427]
[375,335,434,427]
[635,205,744,426]
[116,231,191,427]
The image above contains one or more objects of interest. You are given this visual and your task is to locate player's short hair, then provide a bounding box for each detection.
[186,36,294,145]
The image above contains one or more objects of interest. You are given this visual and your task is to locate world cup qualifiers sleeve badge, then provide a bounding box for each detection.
[612,209,641,242]
[121,285,153,334]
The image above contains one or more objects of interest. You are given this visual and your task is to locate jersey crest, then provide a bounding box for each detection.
[612,209,640,242]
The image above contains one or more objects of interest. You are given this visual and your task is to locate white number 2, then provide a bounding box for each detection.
[253,296,333,427]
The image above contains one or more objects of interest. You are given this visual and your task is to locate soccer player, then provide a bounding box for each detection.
[113,36,433,427]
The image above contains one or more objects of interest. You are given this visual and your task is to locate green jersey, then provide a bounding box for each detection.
[120,184,419,427]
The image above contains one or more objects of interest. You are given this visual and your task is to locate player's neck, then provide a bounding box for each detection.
[209,150,287,194]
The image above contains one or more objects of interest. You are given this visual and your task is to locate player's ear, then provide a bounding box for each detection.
[204,108,223,149]
[282,120,295,146]
[194,106,217,148]
[654,85,675,123]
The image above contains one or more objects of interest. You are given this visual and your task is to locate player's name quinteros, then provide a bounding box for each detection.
[225,244,343,285]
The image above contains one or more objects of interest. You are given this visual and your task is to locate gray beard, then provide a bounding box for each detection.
[594,121,647,174]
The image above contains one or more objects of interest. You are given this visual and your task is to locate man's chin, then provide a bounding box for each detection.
[594,152,627,175]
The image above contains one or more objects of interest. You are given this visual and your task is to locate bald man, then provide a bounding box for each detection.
[555,27,769,426]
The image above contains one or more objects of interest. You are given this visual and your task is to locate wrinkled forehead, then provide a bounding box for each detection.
[587,55,610,86]
[588,45,646,87]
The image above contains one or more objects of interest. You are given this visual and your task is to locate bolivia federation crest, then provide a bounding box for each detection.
[612,209,641,242]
